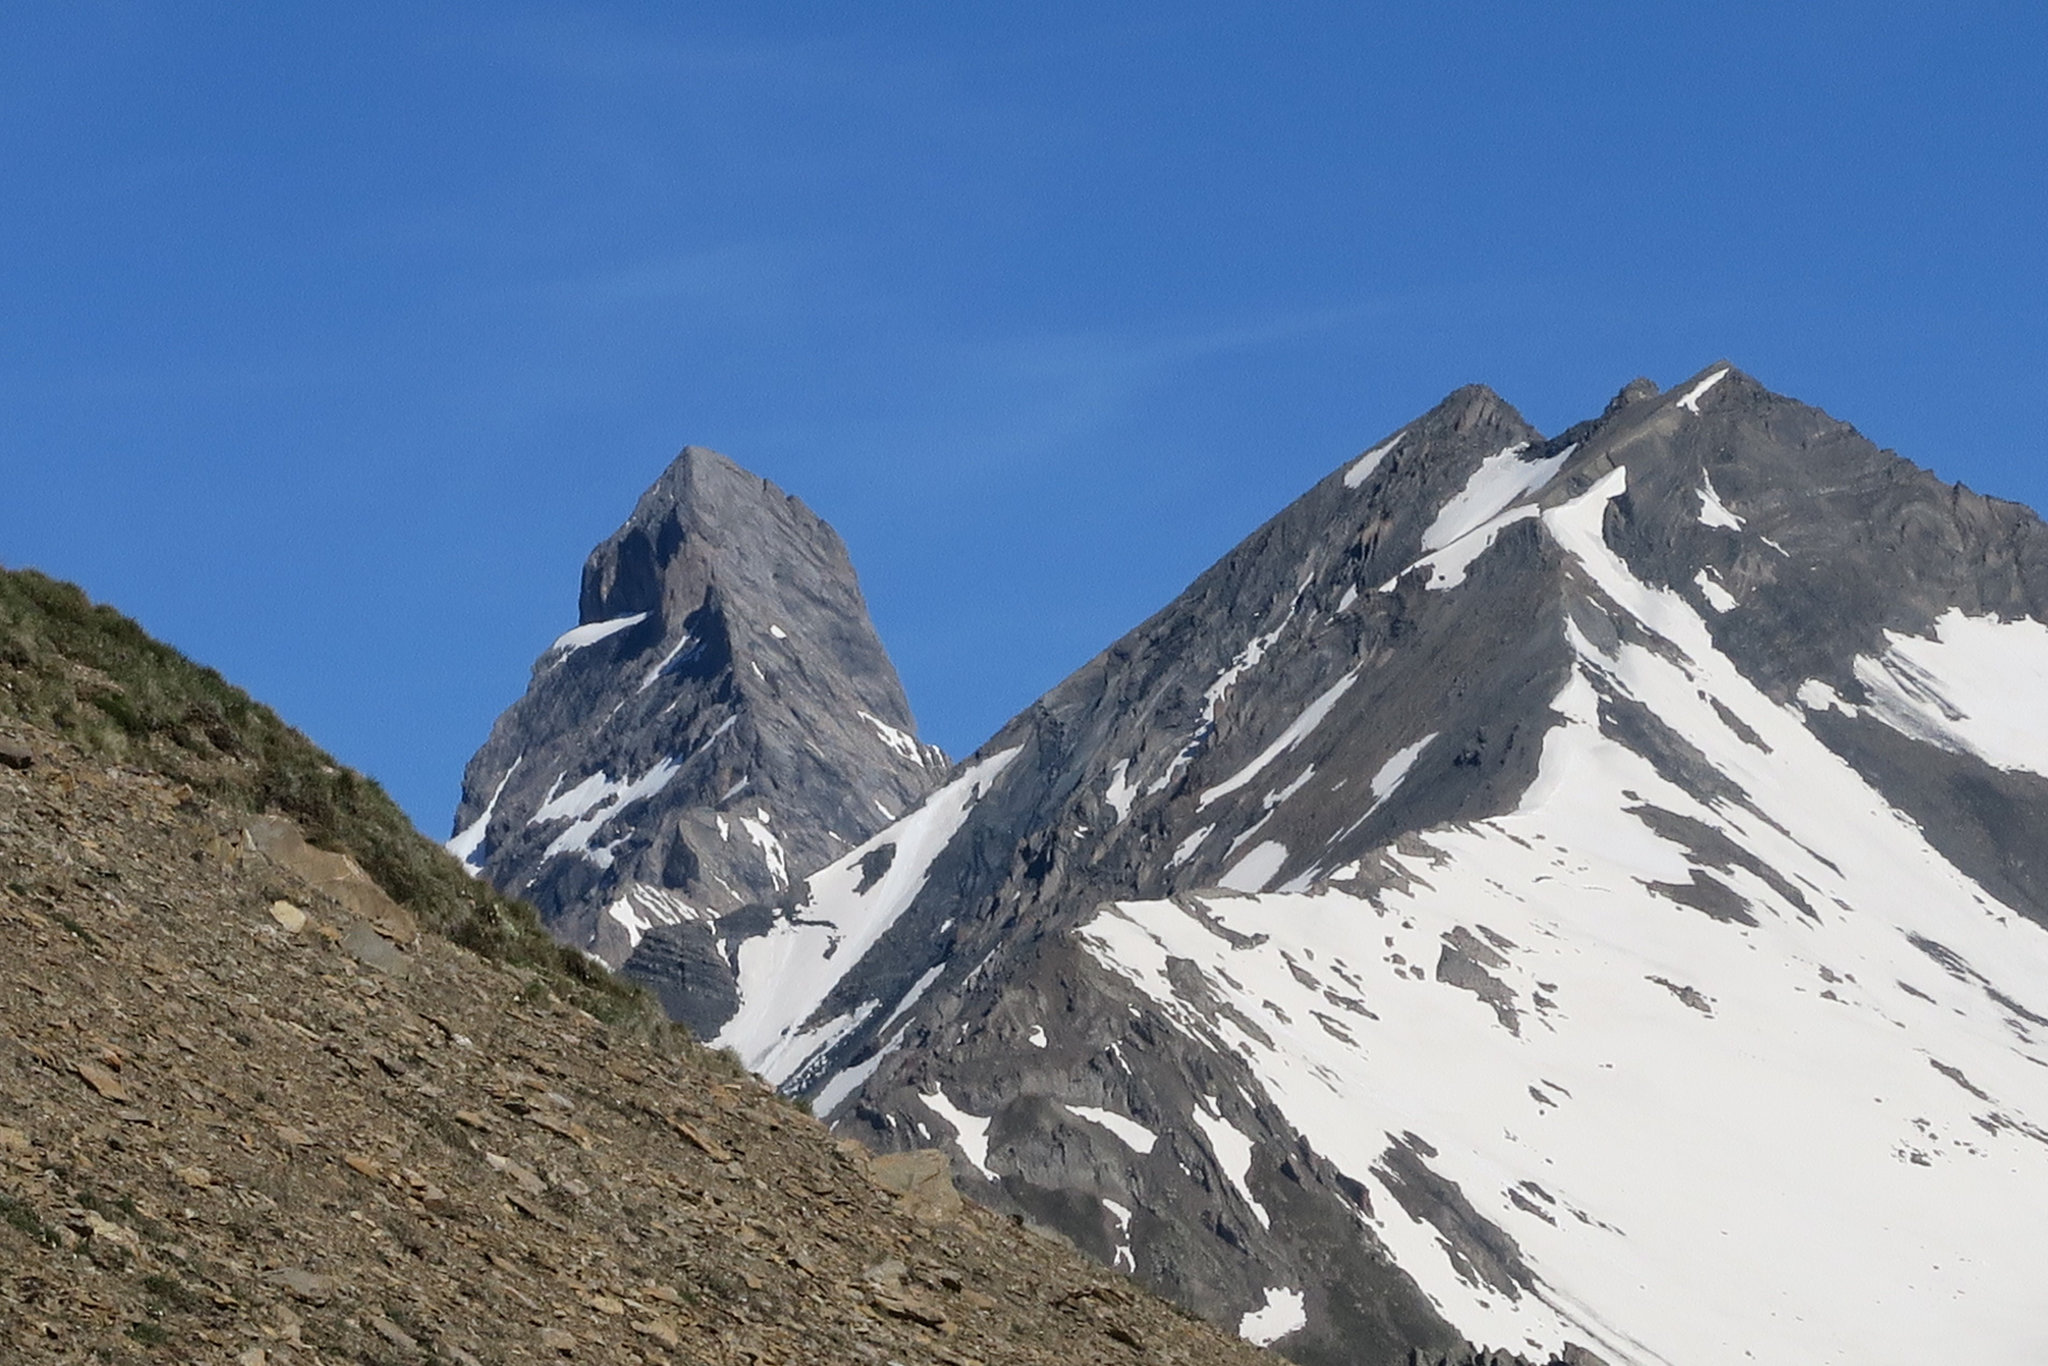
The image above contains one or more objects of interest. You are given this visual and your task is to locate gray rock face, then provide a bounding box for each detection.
[448,446,947,1000]
[701,370,2048,1364]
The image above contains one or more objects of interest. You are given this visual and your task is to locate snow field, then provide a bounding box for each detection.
[716,747,1024,1082]
[1078,466,2048,1364]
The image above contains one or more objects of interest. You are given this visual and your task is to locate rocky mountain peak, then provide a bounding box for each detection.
[1602,376,1663,415]
[679,365,2048,1364]
[449,444,947,987]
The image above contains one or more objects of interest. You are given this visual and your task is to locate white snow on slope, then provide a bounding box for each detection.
[859,710,923,763]
[1344,432,1404,489]
[1697,474,1744,530]
[1329,732,1438,848]
[1677,367,1730,414]
[1080,465,2048,1365]
[1218,840,1290,894]
[1068,1104,1159,1154]
[1191,1104,1269,1229]
[1103,759,1139,822]
[1410,506,1540,591]
[602,883,700,952]
[1421,443,1571,556]
[922,1089,996,1181]
[739,813,788,888]
[537,757,683,862]
[548,613,647,655]
[1238,1288,1306,1347]
[1149,605,1305,797]
[1170,825,1214,869]
[1844,608,2048,778]
[1200,671,1360,808]
[639,631,700,692]
[1103,1198,1136,1271]
[1388,443,1574,593]
[1693,568,1737,613]
[717,747,1024,1083]
[447,758,519,872]
[1369,733,1434,806]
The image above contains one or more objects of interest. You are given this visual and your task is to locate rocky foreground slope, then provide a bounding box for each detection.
[699,366,2048,1365]
[0,567,1280,1366]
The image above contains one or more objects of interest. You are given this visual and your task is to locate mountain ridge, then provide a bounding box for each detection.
[690,362,2048,1364]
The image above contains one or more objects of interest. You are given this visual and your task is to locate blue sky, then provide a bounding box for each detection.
[4,3,2045,833]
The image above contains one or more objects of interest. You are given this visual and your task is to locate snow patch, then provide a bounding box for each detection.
[1068,1105,1158,1154]
[1103,1198,1136,1271]
[1238,1288,1306,1347]
[1191,1105,1269,1228]
[1694,568,1738,613]
[1170,825,1215,869]
[717,746,1025,1082]
[1698,474,1745,530]
[1420,443,1570,556]
[602,884,700,952]
[639,632,700,692]
[1200,671,1360,808]
[537,757,684,863]
[921,1090,996,1181]
[1344,432,1404,489]
[1103,760,1140,823]
[739,814,788,888]
[447,758,519,872]
[859,711,922,763]
[548,613,647,655]
[1847,609,2048,777]
[1218,840,1289,894]
[1677,367,1731,414]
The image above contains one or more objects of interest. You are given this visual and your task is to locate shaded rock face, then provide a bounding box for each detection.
[448,446,947,1007]
[703,369,2048,1364]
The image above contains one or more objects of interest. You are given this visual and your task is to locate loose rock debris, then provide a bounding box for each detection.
[0,731,1276,1365]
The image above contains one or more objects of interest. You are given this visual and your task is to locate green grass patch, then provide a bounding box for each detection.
[0,1192,57,1247]
[0,565,666,1033]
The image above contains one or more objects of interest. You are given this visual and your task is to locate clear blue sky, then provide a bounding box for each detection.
[5,3,2045,834]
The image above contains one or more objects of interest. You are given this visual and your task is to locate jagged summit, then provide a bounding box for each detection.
[681,365,2048,1364]
[1602,375,1662,415]
[448,444,946,1004]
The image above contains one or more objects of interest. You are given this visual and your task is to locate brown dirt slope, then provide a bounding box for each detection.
[0,569,1277,1366]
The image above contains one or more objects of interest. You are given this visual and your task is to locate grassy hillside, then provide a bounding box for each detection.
[0,564,657,1029]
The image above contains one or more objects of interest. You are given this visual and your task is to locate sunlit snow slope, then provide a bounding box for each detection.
[705,367,2048,1366]
[1083,463,2048,1363]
